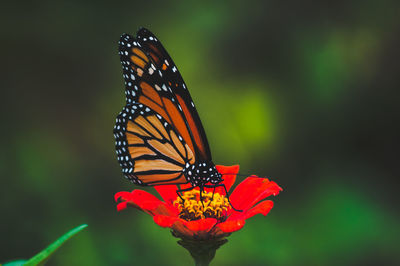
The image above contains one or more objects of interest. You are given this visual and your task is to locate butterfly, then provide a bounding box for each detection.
[113,28,236,207]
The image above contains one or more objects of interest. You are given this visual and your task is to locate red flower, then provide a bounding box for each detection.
[115,165,282,240]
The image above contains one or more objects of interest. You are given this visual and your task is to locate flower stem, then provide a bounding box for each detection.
[177,238,228,266]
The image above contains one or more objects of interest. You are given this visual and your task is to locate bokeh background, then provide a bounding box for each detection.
[1,0,400,265]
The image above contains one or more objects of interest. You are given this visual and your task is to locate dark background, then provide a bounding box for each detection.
[1,0,399,265]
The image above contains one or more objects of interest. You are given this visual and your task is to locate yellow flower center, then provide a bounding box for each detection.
[173,190,230,221]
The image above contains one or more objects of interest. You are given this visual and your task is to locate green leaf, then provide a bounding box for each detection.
[3,260,27,266]
[4,224,88,266]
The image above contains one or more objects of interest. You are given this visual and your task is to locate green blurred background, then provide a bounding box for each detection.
[1,0,399,265]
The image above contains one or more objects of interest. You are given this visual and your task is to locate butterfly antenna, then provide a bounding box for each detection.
[221,173,250,178]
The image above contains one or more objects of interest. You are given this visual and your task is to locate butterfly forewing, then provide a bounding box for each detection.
[114,103,194,185]
[118,28,211,162]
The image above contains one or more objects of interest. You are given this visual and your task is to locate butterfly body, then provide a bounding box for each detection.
[114,102,222,187]
[114,28,224,189]
[183,161,222,187]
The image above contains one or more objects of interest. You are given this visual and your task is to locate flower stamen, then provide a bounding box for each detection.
[174,190,230,221]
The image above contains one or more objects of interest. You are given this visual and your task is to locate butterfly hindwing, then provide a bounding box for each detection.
[114,103,194,186]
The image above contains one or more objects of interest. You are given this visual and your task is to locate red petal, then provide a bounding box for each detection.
[229,177,282,213]
[215,165,239,195]
[179,183,195,190]
[243,200,274,219]
[116,201,127,211]
[154,185,179,205]
[114,190,177,216]
[114,191,133,202]
[230,200,274,220]
[217,219,245,233]
[184,218,218,232]
[139,199,165,211]
[153,215,180,228]
[171,220,195,238]
[115,190,159,203]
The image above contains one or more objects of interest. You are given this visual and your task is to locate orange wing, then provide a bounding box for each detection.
[118,28,211,162]
[114,103,195,185]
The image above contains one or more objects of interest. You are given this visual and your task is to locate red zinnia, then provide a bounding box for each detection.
[115,165,282,240]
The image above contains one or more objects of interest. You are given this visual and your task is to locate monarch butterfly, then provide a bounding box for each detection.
[113,28,237,208]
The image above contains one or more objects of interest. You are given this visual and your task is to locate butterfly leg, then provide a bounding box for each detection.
[211,185,216,201]
[176,185,196,204]
[199,185,205,208]
[203,184,243,212]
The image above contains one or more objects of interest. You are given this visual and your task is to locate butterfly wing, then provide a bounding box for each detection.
[118,28,211,161]
[114,103,195,185]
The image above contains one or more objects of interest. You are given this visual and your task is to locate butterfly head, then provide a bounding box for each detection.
[184,161,223,187]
